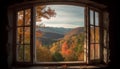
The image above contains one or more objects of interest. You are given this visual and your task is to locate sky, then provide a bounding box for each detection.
[36,5,85,28]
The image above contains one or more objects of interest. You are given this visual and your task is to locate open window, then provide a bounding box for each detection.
[35,5,85,63]
[89,10,100,62]
[8,0,109,66]
[16,9,32,63]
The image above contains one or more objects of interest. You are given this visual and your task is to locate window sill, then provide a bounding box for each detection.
[13,64,107,69]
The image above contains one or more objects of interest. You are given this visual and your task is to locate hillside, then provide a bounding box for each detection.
[64,27,84,39]
[36,27,85,46]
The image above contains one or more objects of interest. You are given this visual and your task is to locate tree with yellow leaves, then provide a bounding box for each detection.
[17,5,56,62]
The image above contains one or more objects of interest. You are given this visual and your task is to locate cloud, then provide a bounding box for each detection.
[37,5,85,28]
[44,23,82,28]
[40,16,84,24]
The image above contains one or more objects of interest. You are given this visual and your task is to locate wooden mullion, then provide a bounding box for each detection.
[90,43,100,44]
[16,44,31,45]
[99,12,103,62]
[23,10,25,62]
[90,24,100,27]
[93,11,95,60]
[86,6,90,64]
[17,25,30,27]
[14,10,17,63]
[31,6,36,63]
[84,6,87,63]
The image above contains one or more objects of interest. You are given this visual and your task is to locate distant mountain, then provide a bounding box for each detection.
[37,37,57,46]
[36,27,84,46]
[64,27,84,39]
[36,30,64,46]
[38,27,72,35]
[42,31,64,40]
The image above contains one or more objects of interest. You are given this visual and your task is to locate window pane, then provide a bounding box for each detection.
[90,44,100,61]
[95,44,100,60]
[17,27,23,44]
[24,27,30,44]
[95,12,99,26]
[24,45,31,62]
[25,9,31,25]
[17,45,24,62]
[90,10,93,25]
[90,26,95,43]
[17,11,24,26]
[90,44,94,60]
[95,27,100,43]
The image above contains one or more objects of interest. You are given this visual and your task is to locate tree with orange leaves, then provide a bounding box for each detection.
[17,5,56,61]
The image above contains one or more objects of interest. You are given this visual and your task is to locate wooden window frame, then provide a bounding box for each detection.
[8,1,108,66]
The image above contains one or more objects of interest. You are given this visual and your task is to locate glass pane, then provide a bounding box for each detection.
[90,44,94,60]
[95,44,100,60]
[90,10,93,25]
[95,12,99,26]
[17,11,24,26]
[90,26,95,43]
[24,27,30,44]
[17,45,24,62]
[25,9,31,25]
[17,27,23,44]
[24,45,31,62]
[95,27,100,43]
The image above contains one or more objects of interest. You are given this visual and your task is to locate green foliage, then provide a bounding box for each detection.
[52,52,64,61]
[36,46,52,62]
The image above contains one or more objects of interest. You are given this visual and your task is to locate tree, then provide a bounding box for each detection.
[35,6,56,62]
[17,6,56,25]
[17,5,56,37]
[52,52,64,61]
[36,46,52,62]
[17,5,56,61]
[36,6,56,22]
[61,41,69,56]
[50,43,58,54]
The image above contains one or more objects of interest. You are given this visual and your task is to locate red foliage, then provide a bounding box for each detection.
[61,41,68,55]
[61,41,72,56]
